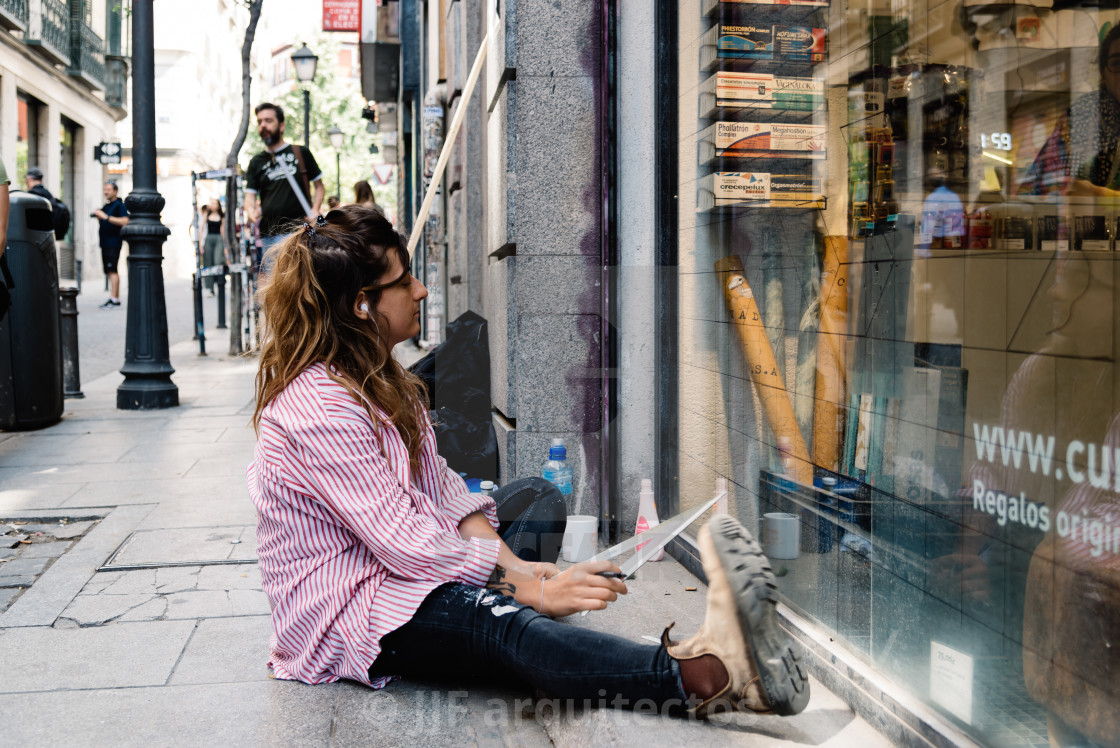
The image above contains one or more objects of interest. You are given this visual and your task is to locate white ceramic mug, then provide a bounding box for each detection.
[763,512,800,560]
[562,515,598,563]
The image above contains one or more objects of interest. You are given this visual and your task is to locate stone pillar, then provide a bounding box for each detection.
[43,103,61,193]
[616,1,658,525]
[483,0,604,515]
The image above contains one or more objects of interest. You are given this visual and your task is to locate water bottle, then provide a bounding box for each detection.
[541,438,574,495]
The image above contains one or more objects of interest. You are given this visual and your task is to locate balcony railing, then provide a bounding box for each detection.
[68,15,106,90]
[0,0,28,32]
[24,0,69,67]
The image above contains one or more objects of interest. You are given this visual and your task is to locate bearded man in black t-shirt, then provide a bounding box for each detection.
[243,103,325,270]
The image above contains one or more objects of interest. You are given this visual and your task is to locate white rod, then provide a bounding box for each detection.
[407,23,495,255]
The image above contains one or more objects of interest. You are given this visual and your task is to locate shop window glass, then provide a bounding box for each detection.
[672,2,1120,744]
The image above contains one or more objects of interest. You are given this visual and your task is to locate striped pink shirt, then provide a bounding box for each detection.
[247,362,501,687]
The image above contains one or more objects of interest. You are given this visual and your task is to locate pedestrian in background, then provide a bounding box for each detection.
[24,166,70,242]
[23,166,51,202]
[0,160,11,320]
[242,102,324,274]
[200,198,227,297]
[93,181,129,309]
[353,179,378,210]
[327,195,341,211]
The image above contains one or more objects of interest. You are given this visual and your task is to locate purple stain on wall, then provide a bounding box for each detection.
[569,5,606,517]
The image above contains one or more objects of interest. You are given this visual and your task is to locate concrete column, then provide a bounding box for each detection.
[616,0,657,524]
[43,101,60,194]
[484,0,604,515]
[0,70,17,179]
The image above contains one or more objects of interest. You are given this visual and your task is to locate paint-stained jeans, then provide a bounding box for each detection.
[369,582,688,709]
[493,477,566,563]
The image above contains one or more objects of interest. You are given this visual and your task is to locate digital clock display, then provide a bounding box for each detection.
[981,132,1012,151]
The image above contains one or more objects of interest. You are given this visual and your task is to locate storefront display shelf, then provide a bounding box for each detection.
[703,0,829,16]
[697,199,826,213]
[699,121,827,163]
[698,71,826,119]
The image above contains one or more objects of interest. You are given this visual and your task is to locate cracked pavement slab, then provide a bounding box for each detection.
[60,564,267,626]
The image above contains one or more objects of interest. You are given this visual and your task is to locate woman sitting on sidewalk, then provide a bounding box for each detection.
[247,204,810,717]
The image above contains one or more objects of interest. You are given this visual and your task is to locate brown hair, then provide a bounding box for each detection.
[353,179,377,206]
[252,205,428,469]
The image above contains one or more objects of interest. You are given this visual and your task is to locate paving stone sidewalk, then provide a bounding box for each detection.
[0,332,896,747]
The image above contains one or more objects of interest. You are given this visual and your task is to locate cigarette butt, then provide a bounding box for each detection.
[715,255,813,486]
[685,586,698,592]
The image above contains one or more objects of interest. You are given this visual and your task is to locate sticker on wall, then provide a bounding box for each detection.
[929,641,973,725]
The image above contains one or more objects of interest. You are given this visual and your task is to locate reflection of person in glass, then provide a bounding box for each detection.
[1020,25,1120,199]
[1068,24,1120,197]
[954,253,1119,747]
[920,166,965,250]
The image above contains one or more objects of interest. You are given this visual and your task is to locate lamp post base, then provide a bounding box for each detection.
[117,376,179,410]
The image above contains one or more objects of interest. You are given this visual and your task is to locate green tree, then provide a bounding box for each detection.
[279,34,393,212]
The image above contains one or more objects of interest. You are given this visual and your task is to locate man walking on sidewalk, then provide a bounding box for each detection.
[242,103,324,273]
[93,181,129,309]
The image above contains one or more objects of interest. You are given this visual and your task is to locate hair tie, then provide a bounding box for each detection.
[316,214,328,227]
[303,221,316,237]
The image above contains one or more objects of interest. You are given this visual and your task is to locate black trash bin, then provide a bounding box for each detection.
[0,191,63,430]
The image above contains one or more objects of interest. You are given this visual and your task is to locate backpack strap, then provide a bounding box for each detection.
[290,145,311,202]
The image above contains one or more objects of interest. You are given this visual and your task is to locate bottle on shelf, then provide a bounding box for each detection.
[541,438,574,496]
[635,478,664,561]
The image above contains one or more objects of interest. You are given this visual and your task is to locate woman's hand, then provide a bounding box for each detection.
[541,560,627,618]
[519,561,561,580]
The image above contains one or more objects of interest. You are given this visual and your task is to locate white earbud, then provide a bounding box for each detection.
[360,303,369,313]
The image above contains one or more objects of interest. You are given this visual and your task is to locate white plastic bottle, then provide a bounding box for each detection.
[541,438,574,495]
[635,478,664,561]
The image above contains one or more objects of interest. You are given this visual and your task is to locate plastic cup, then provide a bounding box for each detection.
[763,512,800,560]
[562,515,598,563]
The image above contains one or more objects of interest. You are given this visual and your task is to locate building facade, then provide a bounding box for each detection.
[0,0,125,283]
[385,1,1120,744]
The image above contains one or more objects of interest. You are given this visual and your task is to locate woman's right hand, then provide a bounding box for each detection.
[541,560,627,618]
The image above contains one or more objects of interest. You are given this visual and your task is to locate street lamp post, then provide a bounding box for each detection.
[117,0,177,410]
[328,126,344,200]
[290,44,318,149]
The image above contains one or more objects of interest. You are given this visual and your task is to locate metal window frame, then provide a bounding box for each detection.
[654,0,679,521]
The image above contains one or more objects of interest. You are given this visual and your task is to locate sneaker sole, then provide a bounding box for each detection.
[708,513,810,715]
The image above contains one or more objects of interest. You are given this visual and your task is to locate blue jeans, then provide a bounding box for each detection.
[258,232,290,277]
[369,583,687,708]
[369,477,688,709]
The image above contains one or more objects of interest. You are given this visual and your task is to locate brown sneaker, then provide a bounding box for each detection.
[664,513,810,717]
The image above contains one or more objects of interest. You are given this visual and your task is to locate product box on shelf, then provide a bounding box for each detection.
[1037,215,1067,251]
[701,24,826,68]
[700,121,826,160]
[701,23,774,68]
[700,72,825,117]
[702,0,830,14]
[773,25,827,62]
[698,171,824,209]
[1074,214,1110,251]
